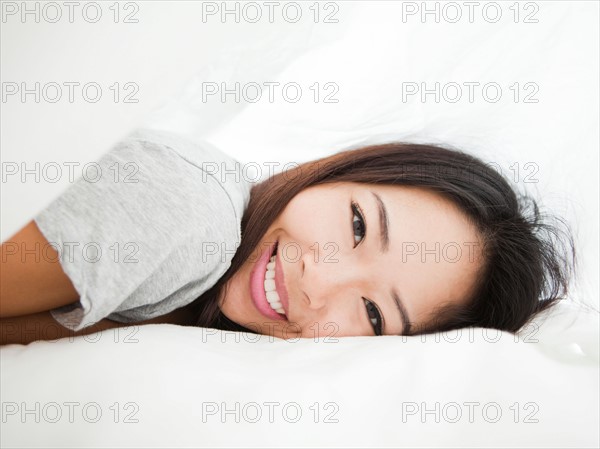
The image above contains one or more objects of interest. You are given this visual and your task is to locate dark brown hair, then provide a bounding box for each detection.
[187,141,576,336]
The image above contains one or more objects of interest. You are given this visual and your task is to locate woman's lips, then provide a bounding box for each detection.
[249,241,286,321]
[275,245,290,318]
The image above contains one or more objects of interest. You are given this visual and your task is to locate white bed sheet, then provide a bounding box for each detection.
[1,301,598,448]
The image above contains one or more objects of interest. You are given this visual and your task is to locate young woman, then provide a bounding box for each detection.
[0,128,576,344]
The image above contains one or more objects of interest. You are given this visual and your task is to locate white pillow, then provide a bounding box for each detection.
[144,1,597,310]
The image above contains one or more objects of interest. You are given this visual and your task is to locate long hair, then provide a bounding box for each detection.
[186,142,576,336]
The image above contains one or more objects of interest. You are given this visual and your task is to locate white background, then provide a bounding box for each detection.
[2,0,598,310]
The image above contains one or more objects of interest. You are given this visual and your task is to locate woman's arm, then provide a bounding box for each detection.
[0,310,128,345]
[0,301,198,346]
[1,220,80,318]
[1,220,199,345]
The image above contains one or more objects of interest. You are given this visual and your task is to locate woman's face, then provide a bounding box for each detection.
[218,182,485,339]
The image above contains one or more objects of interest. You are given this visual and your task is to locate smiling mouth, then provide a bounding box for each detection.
[264,243,287,320]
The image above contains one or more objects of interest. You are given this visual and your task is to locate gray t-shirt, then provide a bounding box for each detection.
[34,128,252,332]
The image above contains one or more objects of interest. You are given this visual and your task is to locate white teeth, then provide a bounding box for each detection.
[264,255,285,316]
[266,290,280,303]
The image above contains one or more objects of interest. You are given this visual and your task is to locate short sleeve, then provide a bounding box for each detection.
[34,128,252,332]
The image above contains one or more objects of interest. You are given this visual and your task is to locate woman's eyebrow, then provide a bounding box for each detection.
[371,191,390,253]
[369,190,411,334]
[391,288,412,335]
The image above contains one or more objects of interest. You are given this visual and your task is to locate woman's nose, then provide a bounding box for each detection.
[299,247,361,311]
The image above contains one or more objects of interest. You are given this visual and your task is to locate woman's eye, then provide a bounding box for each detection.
[363,298,383,336]
[351,202,366,247]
